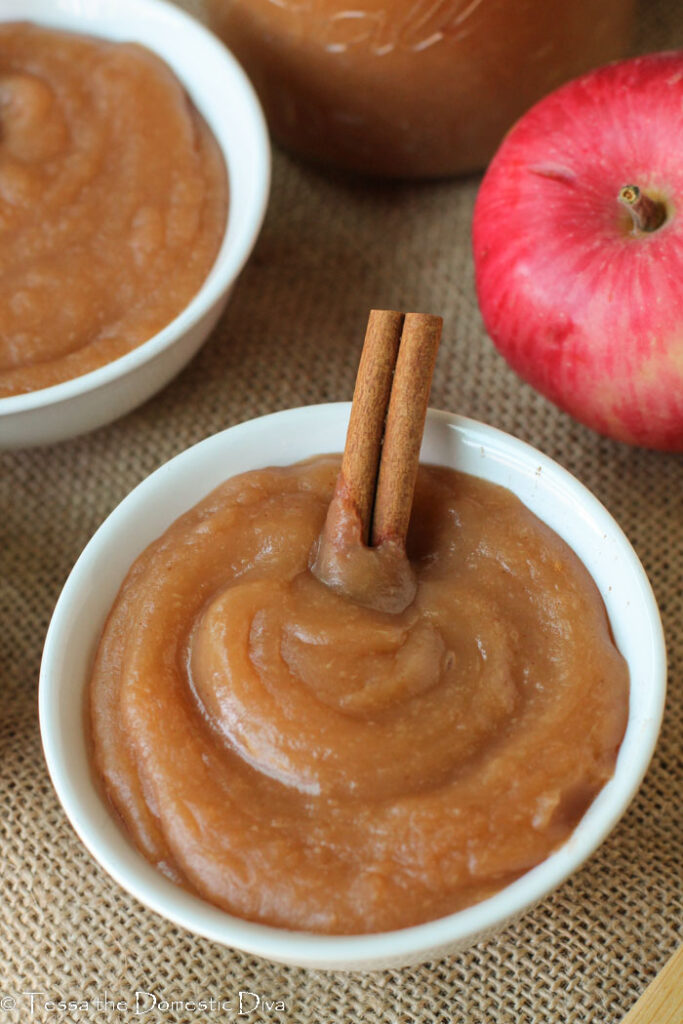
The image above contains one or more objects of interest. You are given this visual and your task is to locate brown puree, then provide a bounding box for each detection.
[207,0,633,178]
[0,24,227,397]
[89,455,629,934]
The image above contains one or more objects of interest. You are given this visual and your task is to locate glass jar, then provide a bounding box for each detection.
[207,0,634,178]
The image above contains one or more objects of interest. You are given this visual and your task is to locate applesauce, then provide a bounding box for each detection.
[0,23,227,397]
[207,0,633,177]
[89,455,629,934]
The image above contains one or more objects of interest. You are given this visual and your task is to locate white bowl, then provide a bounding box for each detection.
[39,406,666,970]
[0,0,270,449]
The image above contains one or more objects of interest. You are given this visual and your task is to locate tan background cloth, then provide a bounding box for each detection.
[1,1,681,1020]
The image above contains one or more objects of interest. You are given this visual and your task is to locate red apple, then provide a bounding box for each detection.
[472,52,683,451]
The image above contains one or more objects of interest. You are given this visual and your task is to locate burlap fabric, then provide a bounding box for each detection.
[1,2,681,1021]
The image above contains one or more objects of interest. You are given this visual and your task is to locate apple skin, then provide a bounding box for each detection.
[472,52,683,451]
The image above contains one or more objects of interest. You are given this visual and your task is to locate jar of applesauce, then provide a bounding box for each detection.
[206,0,634,178]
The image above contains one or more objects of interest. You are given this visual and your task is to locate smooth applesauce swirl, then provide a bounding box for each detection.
[0,24,227,396]
[90,456,629,934]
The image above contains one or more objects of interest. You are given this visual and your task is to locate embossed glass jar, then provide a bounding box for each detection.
[206,0,634,178]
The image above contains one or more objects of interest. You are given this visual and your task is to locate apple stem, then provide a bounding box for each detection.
[619,185,667,233]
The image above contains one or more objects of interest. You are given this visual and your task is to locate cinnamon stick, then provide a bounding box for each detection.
[332,308,442,550]
[371,312,442,547]
[313,308,442,611]
[339,309,404,544]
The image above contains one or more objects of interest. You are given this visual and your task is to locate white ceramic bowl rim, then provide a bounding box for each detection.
[39,406,667,968]
[0,0,270,416]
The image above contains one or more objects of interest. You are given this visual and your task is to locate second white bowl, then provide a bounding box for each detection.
[0,0,270,448]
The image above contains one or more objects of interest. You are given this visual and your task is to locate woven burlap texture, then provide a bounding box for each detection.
[1,2,682,1021]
